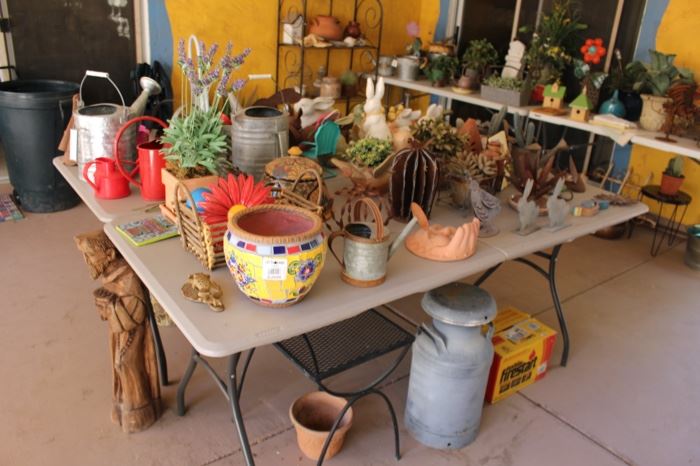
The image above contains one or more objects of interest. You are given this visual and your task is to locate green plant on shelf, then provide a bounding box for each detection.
[425,55,459,85]
[626,50,694,97]
[340,70,358,86]
[483,75,526,91]
[461,39,499,77]
[345,137,394,168]
[664,155,684,178]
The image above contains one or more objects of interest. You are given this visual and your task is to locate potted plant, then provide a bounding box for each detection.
[340,70,359,98]
[160,38,250,214]
[520,0,587,101]
[659,155,684,196]
[459,39,499,91]
[626,50,694,132]
[345,137,394,168]
[480,75,531,107]
[425,54,459,87]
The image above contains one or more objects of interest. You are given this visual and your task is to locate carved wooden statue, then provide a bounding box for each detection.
[75,231,160,433]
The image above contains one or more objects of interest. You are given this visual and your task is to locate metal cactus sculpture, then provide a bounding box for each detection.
[389,140,440,220]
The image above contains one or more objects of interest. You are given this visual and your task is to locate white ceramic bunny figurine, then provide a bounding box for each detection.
[391,108,421,150]
[547,177,569,230]
[294,96,336,129]
[362,77,392,141]
[420,103,445,122]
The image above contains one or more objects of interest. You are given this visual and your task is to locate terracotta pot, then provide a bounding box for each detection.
[458,69,480,90]
[161,168,218,215]
[639,94,672,132]
[659,173,684,196]
[290,392,353,461]
[308,15,343,41]
[224,204,326,307]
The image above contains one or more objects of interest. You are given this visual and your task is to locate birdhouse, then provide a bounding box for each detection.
[569,90,594,122]
[543,82,566,109]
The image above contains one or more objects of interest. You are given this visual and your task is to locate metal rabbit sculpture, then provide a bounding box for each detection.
[517,179,539,235]
[547,177,569,231]
[469,180,501,237]
[362,77,392,141]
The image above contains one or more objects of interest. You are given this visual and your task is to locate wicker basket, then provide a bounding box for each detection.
[174,169,326,270]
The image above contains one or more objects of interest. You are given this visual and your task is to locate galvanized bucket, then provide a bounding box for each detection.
[685,225,700,271]
[231,106,289,180]
[75,71,135,181]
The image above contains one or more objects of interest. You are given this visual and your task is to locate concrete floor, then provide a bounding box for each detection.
[1,199,699,466]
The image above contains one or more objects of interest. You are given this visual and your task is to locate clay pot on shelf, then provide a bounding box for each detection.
[659,173,684,196]
[639,94,672,132]
[224,204,326,307]
[344,21,361,39]
[290,391,353,461]
[308,16,343,41]
[457,68,480,91]
[319,77,341,99]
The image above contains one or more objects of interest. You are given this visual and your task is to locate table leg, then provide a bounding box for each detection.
[176,347,199,416]
[142,283,169,386]
[475,246,570,366]
[227,353,256,466]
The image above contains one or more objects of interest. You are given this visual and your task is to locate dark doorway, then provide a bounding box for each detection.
[4,0,137,104]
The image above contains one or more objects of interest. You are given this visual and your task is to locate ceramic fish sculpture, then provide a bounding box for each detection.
[469,180,501,237]
[547,177,569,231]
[517,178,539,235]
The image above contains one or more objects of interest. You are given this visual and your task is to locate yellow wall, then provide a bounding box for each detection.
[165,0,437,109]
[630,0,700,223]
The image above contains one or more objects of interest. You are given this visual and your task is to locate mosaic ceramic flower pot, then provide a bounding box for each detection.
[224,204,326,307]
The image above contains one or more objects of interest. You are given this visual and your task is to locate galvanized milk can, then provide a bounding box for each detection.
[231,106,289,180]
[75,70,161,180]
[405,282,496,449]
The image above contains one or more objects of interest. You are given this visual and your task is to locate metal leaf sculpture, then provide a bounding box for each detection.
[389,140,439,220]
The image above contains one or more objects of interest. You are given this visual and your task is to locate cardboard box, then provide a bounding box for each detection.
[485,307,557,403]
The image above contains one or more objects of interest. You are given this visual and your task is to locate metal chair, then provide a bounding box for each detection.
[303,120,341,160]
[275,308,414,465]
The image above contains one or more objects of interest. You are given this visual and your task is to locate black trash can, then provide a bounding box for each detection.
[0,80,80,212]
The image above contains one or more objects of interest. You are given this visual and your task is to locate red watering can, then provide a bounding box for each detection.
[114,116,168,201]
[83,157,131,199]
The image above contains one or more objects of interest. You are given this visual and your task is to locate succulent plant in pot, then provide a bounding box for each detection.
[460,39,499,90]
[480,75,531,107]
[626,50,695,132]
[659,155,685,196]
[424,54,459,87]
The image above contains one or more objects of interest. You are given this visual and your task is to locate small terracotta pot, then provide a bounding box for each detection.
[290,391,353,461]
[659,173,684,196]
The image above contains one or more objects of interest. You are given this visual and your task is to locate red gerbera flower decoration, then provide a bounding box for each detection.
[581,38,606,64]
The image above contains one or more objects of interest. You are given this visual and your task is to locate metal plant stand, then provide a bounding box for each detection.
[634,185,693,257]
[275,309,414,465]
[175,309,411,466]
[276,0,384,114]
[473,245,570,366]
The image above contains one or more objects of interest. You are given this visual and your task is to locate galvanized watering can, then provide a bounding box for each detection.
[328,198,417,287]
[75,70,161,180]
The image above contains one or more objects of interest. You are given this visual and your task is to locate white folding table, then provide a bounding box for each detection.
[103,184,647,465]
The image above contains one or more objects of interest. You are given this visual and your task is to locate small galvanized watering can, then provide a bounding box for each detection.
[75,70,161,180]
[328,198,417,287]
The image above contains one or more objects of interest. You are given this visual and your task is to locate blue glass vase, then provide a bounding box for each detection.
[599,90,626,118]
